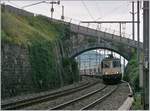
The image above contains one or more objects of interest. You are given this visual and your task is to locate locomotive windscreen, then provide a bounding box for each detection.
[113,60,121,68]
[101,61,111,68]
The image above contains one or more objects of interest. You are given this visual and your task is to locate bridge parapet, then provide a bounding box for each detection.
[66,23,143,60]
[70,23,143,49]
[2,4,143,60]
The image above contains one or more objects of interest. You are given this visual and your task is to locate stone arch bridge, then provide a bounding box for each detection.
[2,4,143,60]
[64,23,143,61]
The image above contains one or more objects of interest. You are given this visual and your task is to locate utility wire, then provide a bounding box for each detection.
[81,0,95,20]
[21,1,46,9]
[7,0,21,8]
[95,2,127,20]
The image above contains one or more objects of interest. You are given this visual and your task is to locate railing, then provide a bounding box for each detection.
[62,16,143,49]
[63,16,132,40]
[3,4,142,49]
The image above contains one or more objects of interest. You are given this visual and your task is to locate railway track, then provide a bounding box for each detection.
[81,85,118,110]
[2,79,100,110]
[50,85,118,110]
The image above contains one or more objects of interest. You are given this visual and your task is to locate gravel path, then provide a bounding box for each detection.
[91,82,130,110]
[22,80,104,110]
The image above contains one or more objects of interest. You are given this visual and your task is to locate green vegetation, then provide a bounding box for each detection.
[123,52,140,92]
[123,51,143,109]
[28,41,60,90]
[2,6,80,91]
[131,93,143,110]
[62,58,80,85]
[1,10,63,45]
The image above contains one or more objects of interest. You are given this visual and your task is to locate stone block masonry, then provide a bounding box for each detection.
[1,41,35,99]
[2,4,34,17]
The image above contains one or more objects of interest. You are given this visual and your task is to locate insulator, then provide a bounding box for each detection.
[51,7,54,12]
[61,16,64,20]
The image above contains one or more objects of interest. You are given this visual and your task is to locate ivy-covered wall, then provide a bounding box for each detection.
[1,5,80,99]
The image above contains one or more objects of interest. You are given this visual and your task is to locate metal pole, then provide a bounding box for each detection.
[132,1,135,40]
[119,23,122,37]
[51,3,54,18]
[137,1,140,64]
[99,50,100,74]
[79,56,81,74]
[143,1,149,109]
[137,1,144,100]
[88,52,90,75]
[84,62,86,75]
[96,49,98,75]
[61,5,64,20]
[137,1,144,109]
[123,58,125,78]
[111,51,113,55]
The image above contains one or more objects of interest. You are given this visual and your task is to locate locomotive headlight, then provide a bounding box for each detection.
[116,72,119,74]
[105,72,108,75]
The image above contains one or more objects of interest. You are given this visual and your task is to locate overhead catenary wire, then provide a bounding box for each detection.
[21,1,46,9]
[81,0,95,20]
[95,2,128,21]
[6,0,21,8]
[21,0,60,18]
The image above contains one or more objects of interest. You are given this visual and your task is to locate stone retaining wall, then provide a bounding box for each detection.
[1,41,35,99]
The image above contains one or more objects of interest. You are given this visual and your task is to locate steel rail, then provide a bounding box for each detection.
[50,85,107,110]
[80,85,118,110]
[2,80,100,110]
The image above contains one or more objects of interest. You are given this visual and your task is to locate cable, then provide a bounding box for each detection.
[95,2,127,20]
[21,1,46,9]
[7,0,21,8]
[81,0,95,20]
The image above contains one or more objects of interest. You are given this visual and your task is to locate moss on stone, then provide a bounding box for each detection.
[1,5,80,95]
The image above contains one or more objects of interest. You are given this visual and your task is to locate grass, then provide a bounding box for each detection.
[1,11,58,46]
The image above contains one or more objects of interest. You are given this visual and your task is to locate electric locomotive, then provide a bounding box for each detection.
[101,54,122,83]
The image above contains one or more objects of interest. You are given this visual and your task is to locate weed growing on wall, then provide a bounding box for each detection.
[62,58,80,85]
[28,40,61,90]
[2,6,80,95]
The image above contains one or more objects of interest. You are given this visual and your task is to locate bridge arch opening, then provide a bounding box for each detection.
[74,48,128,77]
[71,45,131,61]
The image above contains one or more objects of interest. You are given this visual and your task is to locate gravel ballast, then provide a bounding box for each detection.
[2,76,97,105]
[2,77,130,110]
[23,79,104,110]
[91,82,130,110]
[61,85,116,110]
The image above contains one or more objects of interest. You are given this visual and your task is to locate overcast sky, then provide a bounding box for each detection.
[1,0,143,42]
